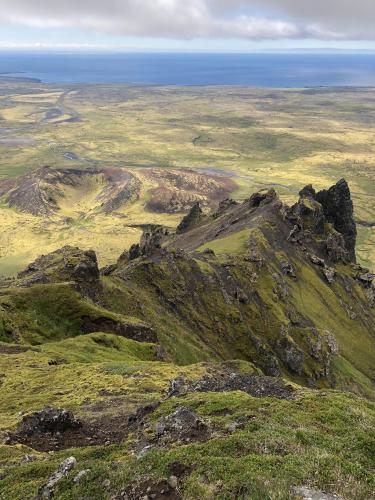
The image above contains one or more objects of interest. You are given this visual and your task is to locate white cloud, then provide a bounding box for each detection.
[0,0,373,40]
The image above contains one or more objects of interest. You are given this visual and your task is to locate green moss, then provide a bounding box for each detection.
[0,284,145,345]
[40,333,157,364]
[197,229,251,255]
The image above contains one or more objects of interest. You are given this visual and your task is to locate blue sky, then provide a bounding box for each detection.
[0,0,374,52]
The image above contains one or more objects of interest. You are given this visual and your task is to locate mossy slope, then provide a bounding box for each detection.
[0,182,374,499]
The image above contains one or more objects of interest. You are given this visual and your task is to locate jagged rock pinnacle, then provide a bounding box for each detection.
[176,202,204,234]
[316,179,357,262]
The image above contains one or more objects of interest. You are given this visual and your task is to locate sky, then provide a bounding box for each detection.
[0,0,374,52]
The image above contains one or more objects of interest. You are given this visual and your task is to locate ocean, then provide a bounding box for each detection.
[0,52,375,87]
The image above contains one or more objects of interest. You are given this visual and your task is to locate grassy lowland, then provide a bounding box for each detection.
[0,82,374,275]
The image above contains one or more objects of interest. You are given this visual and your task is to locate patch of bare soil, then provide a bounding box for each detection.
[118,477,181,500]
[8,406,131,451]
[0,345,39,355]
[144,168,235,213]
[191,373,296,399]
[168,365,296,400]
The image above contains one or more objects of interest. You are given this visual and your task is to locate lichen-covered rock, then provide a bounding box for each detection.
[280,260,297,278]
[155,407,209,444]
[357,271,374,287]
[37,456,77,499]
[323,266,336,284]
[291,486,343,500]
[309,254,325,267]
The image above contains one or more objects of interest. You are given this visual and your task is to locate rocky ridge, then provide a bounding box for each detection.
[1,178,373,391]
[0,179,374,499]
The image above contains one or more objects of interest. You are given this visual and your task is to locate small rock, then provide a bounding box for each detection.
[167,376,185,397]
[102,479,111,489]
[225,422,240,433]
[358,272,374,287]
[280,260,296,278]
[155,406,208,444]
[37,456,76,499]
[73,469,90,484]
[291,486,343,499]
[168,475,178,489]
[310,254,325,267]
[287,224,301,243]
[19,454,36,464]
[323,267,335,284]
[137,445,153,459]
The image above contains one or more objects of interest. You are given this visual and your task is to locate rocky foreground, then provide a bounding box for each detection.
[0,179,374,499]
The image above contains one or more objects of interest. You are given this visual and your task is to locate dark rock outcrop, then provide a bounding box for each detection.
[81,315,157,343]
[290,179,357,263]
[213,198,239,218]
[293,186,325,234]
[316,179,357,262]
[16,246,100,286]
[274,335,305,375]
[128,243,141,261]
[176,202,203,234]
[248,188,278,208]
[140,226,169,256]
[190,373,295,399]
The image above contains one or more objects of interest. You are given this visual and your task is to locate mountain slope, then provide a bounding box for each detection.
[0,179,374,499]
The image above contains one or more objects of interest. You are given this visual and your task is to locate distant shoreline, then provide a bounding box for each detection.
[1,52,375,87]
[0,72,42,83]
